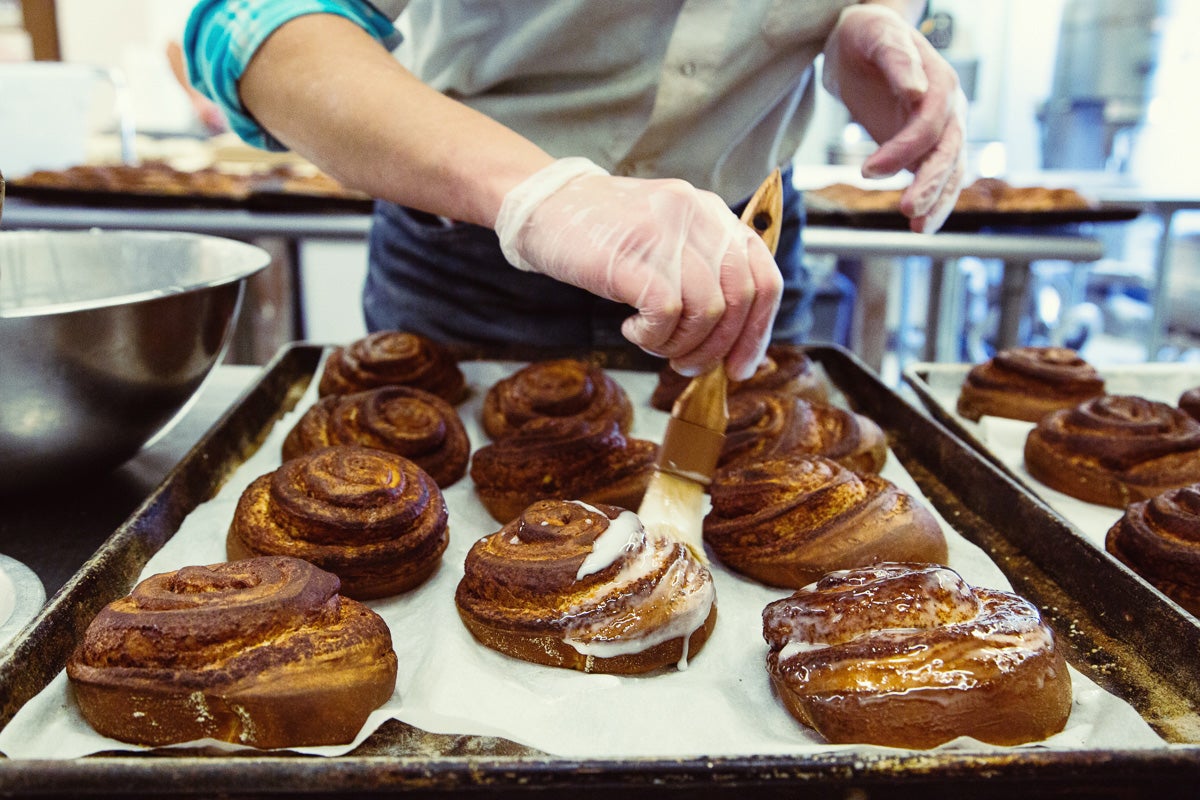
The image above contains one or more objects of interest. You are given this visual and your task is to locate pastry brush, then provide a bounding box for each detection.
[637,169,784,562]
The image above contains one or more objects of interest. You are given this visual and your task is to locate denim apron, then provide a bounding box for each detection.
[363,167,812,354]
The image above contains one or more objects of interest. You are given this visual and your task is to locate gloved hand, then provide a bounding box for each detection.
[822,3,968,233]
[494,158,782,381]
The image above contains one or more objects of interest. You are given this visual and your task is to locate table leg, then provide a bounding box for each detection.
[996,259,1032,350]
[1146,208,1176,361]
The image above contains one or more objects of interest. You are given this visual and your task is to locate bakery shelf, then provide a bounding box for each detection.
[0,343,1197,798]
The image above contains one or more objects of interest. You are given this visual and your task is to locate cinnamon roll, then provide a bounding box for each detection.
[1180,387,1200,422]
[281,386,469,488]
[704,455,947,587]
[455,500,716,673]
[1106,483,1200,615]
[720,392,887,474]
[228,446,449,600]
[67,556,397,749]
[763,563,1072,748]
[957,346,1105,423]
[481,358,632,440]
[650,346,829,411]
[318,331,467,404]
[470,417,658,524]
[1024,395,1200,507]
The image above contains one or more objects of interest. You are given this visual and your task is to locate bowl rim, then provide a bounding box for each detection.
[0,229,271,319]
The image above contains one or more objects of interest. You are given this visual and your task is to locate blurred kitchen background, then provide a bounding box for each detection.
[1,0,1198,381]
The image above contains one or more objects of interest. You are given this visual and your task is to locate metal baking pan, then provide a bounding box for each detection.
[1,343,1198,798]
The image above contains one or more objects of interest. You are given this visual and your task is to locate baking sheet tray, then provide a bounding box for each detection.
[0,344,1197,797]
[804,206,1142,232]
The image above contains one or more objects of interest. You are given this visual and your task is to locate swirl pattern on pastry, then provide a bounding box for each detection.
[66,556,397,749]
[650,346,829,411]
[317,331,467,404]
[228,446,449,599]
[720,392,887,474]
[1180,387,1200,422]
[481,358,632,440]
[455,500,716,673]
[956,346,1105,422]
[281,386,469,487]
[704,455,947,587]
[1106,483,1200,615]
[763,563,1072,748]
[1024,395,1200,507]
[470,417,658,523]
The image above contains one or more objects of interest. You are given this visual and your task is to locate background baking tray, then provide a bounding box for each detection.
[805,205,1142,232]
[1,343,1198,798]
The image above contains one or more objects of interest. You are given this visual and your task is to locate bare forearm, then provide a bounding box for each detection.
[238,13,555,227]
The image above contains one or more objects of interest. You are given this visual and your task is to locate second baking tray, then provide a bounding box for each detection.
[1,343,1198,798]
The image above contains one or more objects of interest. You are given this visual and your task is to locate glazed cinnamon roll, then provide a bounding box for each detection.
[650,346,830,412]
[763,563,1072,748]
[704,455,947,587]
[957,346,1105,423]
[228,446,449,599]
[1024,395,1200,507]
[67,556,397,749]
[481,358,632,440]
[720,392,887,474]
[455,500,716,673]
[281,386,469,487]
[1106,483,1200,615]
[1180,387,1200,422]
[318,330,468,404]
[470,417,658,524]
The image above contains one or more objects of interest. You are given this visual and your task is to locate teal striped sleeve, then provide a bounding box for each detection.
[184,0,400,151]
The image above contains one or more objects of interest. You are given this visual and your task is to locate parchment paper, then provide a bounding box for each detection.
[0,359,1166,759]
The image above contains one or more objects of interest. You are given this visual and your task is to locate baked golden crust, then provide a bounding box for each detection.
[228,446,449,599]
[704,455,947,587]
[318,331,467,404]
[957,346,1105,422]
[455,500,716,674]
[649,346,830,411]
[1106,483,1200,614]
[721,391,887,474]
[1024,395,1200,508]
[281,386,469,487]
[763,563,1072,748]
[66,556,397,749]
[1180,387,1200,422]
[470,417,658,524]
[481,358,633,440]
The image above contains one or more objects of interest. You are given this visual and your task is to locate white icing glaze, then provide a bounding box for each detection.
[575,504,641,580]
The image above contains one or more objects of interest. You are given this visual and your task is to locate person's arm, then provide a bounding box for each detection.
[822,0,966,233]
[187,6,781,380]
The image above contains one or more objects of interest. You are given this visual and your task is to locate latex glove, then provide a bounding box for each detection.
[822,3,967,233]
[495,158,782,381]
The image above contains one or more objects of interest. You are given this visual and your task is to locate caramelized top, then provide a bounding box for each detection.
[1033,395,1200,471]
[482,358,632,440]
[318,331,466,403]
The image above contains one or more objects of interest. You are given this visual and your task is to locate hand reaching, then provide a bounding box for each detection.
[822,4,968,233]
[495,158,783,381]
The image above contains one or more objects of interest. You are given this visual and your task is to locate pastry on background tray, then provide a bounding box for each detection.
[956,346,1105,423]
[66,556,397,749]
[1024,395,1200,508]
[762,562,1072,749]
[228,446,449,600]
[282,385,469,488]
[703,455,947,588]
[1106,482,1200,615]
[455,500,716,674]
[1179,386,1200,422]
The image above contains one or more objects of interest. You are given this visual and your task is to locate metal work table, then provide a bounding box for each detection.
[1,197,1106,367]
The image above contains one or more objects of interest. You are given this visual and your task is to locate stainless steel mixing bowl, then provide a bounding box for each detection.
[0,229,270,491]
